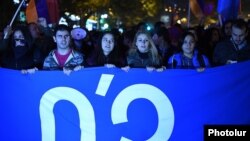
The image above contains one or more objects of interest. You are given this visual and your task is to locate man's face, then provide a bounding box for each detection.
[54,30,71,49]
[231,26,247,45]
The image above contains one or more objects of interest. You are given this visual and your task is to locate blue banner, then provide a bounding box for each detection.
[1,61,250,141]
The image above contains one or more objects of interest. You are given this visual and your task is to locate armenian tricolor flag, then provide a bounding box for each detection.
[25,0,59,24]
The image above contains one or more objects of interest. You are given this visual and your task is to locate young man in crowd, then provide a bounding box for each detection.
[43,24,84,75]
[213,19,250,66]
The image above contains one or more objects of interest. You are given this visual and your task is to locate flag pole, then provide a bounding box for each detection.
[218,14,223,27]
[4,0,26,39]
[187,0,191,28]
[9,0,26,27]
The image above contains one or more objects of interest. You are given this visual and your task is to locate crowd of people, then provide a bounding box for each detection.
[1,17,250,75]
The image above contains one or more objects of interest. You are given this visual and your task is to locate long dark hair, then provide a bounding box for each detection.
[95,31,124,67]
[180,32,205,67]
[11,25,33,49]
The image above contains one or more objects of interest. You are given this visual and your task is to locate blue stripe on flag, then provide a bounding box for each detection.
[217,0,240,22]
[35,0,50,23]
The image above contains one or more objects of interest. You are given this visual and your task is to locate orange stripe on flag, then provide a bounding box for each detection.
[26,0,38,23]
[189,0,204,19]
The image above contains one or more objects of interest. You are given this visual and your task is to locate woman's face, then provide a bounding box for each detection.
[136,33,149,53]
[14,30,25,46]
[182,35,195,55]
[101,33,115,55]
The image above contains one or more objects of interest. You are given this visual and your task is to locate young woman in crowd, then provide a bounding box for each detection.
[1,25,38,74]
[122,30,164,72]
[167,32,210,72]
[86,31,126,68]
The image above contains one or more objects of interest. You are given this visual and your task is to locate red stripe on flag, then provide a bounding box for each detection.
[46,0,60,24]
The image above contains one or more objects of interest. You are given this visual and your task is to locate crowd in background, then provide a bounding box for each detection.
[1,17,250,75]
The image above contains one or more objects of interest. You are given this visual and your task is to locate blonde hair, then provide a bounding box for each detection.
[129,31,161,65]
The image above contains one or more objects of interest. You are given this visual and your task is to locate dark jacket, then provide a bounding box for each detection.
[1,39,35,70]
[213,39,250,66]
